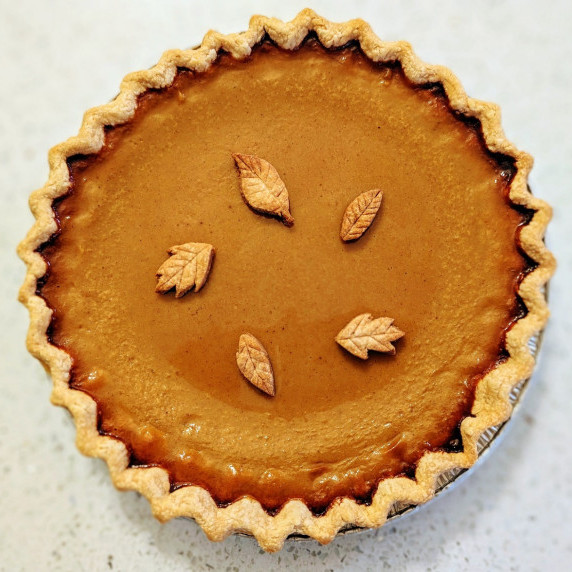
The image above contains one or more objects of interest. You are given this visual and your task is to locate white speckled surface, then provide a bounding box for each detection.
[1,1,571,569]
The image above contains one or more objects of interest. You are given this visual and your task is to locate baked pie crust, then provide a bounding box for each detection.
[18,9,555,551]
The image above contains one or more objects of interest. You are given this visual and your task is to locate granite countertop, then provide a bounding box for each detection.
[1,1,571,570]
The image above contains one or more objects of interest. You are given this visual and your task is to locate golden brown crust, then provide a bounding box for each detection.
[17,8,556,552]
[340,189,383,242]
[155,242,215,297]
[236,333,276,396]
[233,153,294,226]
[335,313,404,359]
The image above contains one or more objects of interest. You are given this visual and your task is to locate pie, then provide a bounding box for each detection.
[18,10,555,551]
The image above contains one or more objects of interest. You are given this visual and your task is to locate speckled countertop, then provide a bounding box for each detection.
[1,1,571,570]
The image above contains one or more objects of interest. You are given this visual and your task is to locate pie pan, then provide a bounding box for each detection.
[18,9,555,551]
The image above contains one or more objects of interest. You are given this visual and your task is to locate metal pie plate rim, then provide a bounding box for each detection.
[287,325,545,540]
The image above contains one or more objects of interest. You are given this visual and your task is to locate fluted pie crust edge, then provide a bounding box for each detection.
[17,9,555,552]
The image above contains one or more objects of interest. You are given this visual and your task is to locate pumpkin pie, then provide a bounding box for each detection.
[18,10,555,551]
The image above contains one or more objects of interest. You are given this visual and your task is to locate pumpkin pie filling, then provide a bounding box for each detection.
[38,40,529,513]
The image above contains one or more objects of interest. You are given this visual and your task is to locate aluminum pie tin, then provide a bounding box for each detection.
[284,325,546,541]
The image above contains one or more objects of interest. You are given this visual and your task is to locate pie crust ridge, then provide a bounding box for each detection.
[17,9,555,552]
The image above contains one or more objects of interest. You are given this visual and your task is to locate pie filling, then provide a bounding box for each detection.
[39,39,531,514]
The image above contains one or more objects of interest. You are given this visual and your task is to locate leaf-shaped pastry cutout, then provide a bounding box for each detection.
[232,153,294,226]
[335,313,404,359]
[155,242,214,298]
[236,333,275,396]
[340,189,383,242]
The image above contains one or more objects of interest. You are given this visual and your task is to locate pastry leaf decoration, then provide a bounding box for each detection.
[236,333,275,396]
[232,153,294,226]
[155,242,214,298]
[340,189,383,242]
[335,313,404,359]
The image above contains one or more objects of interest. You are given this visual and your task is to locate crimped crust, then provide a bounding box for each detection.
[17,9,555,552]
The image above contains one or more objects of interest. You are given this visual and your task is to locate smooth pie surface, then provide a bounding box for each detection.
[40,41,526,512]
